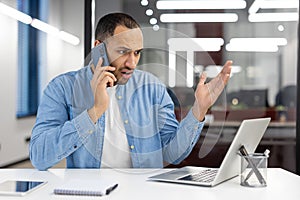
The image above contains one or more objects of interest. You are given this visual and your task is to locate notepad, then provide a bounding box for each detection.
[54,179,118,196]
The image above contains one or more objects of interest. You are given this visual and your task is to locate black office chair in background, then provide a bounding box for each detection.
[167,87,181,121]
[275,85,297,108]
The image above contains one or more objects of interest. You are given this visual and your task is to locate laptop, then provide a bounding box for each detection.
[148,117,271,187]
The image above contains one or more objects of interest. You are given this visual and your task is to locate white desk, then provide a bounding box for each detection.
[0,168,299,200]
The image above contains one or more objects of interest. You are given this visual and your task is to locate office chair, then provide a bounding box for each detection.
[275,85,297,108]
[166,87,181,121]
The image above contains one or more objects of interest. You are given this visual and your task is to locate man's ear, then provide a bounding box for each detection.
[94,40,102,47]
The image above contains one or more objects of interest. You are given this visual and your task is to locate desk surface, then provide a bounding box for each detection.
[0,168,299,200]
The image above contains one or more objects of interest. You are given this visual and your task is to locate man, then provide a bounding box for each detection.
[30,13,232,170]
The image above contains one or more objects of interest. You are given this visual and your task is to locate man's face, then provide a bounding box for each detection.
[105,26,143,85]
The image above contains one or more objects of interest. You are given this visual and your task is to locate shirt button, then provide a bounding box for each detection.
[124,120,128,124]
[194,126,198,130]
[130,145,135,150]
[118,95,122,100]
[88,130,93,134]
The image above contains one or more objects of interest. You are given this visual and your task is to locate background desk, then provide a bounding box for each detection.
[0,168,299,200]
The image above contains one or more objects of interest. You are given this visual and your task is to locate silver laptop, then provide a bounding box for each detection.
[148,117,271,187]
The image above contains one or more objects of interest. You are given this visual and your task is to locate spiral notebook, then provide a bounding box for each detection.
[54,179,118,196]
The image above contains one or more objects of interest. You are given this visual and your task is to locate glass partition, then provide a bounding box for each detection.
[118,0,298,172]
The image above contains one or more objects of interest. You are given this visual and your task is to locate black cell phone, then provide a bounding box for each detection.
[91,42,116,86]
[91,42,110,68]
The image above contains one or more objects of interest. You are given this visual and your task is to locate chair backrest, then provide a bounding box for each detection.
[275,85,297,108]
[227,89,269,108]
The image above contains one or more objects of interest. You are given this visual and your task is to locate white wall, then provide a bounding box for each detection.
[0,0,84,166]
[46,0,84,90]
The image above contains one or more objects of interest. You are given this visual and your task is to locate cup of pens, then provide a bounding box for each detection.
[239,146,270,187]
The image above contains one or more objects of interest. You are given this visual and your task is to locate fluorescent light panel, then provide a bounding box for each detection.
[156,0,246,10]
[248,0,261,14]
[168,38,224,51]
[59,31,80,46]
[226,44,278,52]
[0,2,32,24]
[168,51,176,87]
[205,65,241,78]
[226,37,287,52]
[229,38,287,46]
[0,2,80,45]
[31,19,59,35]
[249,0,299,14]
[260,0,299,9]
[249,13,298,22]
[186,52,194,88]
[160,13,238,23]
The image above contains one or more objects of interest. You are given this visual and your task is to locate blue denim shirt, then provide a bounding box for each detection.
[30,66,205,170]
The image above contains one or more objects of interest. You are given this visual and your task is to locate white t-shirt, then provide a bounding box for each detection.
[100,86,132,168]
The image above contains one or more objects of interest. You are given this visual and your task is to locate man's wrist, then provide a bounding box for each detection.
[88,106,104,124]
[192,106,206,122]
[88,107,97,124]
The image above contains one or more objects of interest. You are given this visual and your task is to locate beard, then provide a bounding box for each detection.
[114,66,134,85]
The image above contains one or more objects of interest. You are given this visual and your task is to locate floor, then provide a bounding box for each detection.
[6,159,66,169]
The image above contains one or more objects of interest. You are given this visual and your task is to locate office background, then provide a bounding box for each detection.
[0,0,298,173]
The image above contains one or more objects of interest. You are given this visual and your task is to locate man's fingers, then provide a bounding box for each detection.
[96,57,103,68]
[199,72,207,85]
[224,60,233,68]
[218,60,232,84]
[222,60,232,75]
[94,66,115,79]
[106,76,116,87]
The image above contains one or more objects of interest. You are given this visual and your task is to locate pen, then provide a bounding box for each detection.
[106,183,118,195]
[244,149,270,182]
[239,145,266,185]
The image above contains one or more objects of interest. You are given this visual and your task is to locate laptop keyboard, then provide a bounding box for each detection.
[178,169,218,183]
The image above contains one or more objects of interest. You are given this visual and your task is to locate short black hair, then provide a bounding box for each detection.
[95,12,140,41]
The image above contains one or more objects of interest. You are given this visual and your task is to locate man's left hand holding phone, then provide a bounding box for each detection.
[88,42,117,124]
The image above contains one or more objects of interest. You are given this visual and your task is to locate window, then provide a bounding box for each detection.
[17,0,46,117]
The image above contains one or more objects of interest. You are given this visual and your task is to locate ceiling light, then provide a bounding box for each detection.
[146,9,153,16]
[0,2,80,46]
[278,25,285,32]
[229,38,287,46]
[168,38,224,52]
[205,65,241,78]
[226,38,287,52]
[226,44,278,52]
[248,0,260,14]
[153,25,159,31]
[249,13,298,22]
[249,0,299,14]
[168,51,176,87]
[258,0,298,9]
[156,0,246,10]
[0,2,32,24]
[59,31,80,46]
[168,38,224,87]
[150,18,157,25]
[160,13,238,23]
[31,18,59,36]
[140,0,148,6]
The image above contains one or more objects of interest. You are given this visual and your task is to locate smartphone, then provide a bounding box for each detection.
[91,42,110,68]
[91,42,116,86]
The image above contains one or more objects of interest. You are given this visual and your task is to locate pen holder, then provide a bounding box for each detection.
[240,153,268,187]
